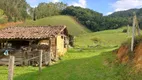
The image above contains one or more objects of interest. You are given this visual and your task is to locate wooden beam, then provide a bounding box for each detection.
[48,38,52,65]
[39,50,43,72]
[55,38,58,61]
[44,51,48,65]
[8,56,15,80]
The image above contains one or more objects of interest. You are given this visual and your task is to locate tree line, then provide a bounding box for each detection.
[62,6,129,31]
[34,2,67,19]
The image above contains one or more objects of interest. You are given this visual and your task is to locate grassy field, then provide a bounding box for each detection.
[0,47,119,80]
[20,15,90,36]
[1,47,141,80]
[75,27,130,47]
[1,26,141,80]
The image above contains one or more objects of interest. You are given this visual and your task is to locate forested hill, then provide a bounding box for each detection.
[62,6,128,31]
[109,9,139,18]
[108,8,142,28]
[62,7,142,31]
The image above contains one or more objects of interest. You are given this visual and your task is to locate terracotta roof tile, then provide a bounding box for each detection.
[0,25,66,40]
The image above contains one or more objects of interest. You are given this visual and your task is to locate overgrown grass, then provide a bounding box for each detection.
[19,15,90,36]
[75,27,129,47]
[122,35,142,47]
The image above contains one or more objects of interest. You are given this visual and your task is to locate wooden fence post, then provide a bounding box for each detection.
[131,13,136,52]
[44,51,48,65]
[48,38,52,65]
[8,56,15,80]
[39,50,43,72]
[127,25,130,37]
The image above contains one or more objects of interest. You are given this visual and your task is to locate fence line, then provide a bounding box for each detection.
[0,50,50,80]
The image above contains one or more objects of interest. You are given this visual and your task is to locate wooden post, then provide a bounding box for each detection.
[48,38,52,65]
[44,51,48,65]
[39,50,43,72]
[127,25,130,37]
[55,38,58,61]
[8,56,15,80]
[131,13,136,52]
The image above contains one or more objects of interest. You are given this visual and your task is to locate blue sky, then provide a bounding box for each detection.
[26,0,142,15]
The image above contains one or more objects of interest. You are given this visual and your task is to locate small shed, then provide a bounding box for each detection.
[0,25,68,66]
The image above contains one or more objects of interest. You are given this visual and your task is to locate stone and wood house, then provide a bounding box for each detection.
[0,25,68,66]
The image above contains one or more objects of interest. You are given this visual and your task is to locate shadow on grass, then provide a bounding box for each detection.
[13,51,142,80]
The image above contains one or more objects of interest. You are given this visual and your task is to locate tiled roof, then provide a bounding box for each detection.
[0,25,67,40]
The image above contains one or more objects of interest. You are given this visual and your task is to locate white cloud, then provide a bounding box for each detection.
[26,0,61,7]
[51,0,60,3]
[70,0,87,8]
[112,0,142,12]
[106,0,142,15]
[106,12,113,15]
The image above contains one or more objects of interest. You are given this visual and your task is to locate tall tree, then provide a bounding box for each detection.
[35,2,67,19]
[0,0,30,21]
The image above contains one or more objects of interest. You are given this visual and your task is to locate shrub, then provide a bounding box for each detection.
[122,35,142,47]
[91,37,101,43]
[0,15,8,24]
[0,18,7,24]
[122,29,127,33]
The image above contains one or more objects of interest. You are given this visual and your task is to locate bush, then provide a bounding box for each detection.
[0,15,8,24]
[0,19,7,24]
[122,35,142,48]
[91,37,101,43]
[122,29,127,33]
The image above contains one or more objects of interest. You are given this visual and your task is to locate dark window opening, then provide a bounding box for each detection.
[8,40,30,49]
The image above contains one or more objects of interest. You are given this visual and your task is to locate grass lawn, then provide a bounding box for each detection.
[1,46,141,80]
[0,47,118,80]
[75,27,130,47]
[20,15,90,36]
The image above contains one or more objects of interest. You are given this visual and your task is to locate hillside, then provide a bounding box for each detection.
[21,15,90,36]
[75,27,129,47]
[109,8,142,18]
[108,8,142,28]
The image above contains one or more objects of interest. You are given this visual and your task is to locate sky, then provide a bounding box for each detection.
[26,0,142,15]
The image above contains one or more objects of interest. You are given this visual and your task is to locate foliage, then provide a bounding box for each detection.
[0,17,8,24]
[35,2,67,19]
[91,37,101,43]
[109,8,142,29]
[0,0,30,21]
[0,9,7,24]
[62,6,104,31]
[0,9,4,17]
[122,35,142,47]
[62,6,129,32]
[122,29,127,33]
